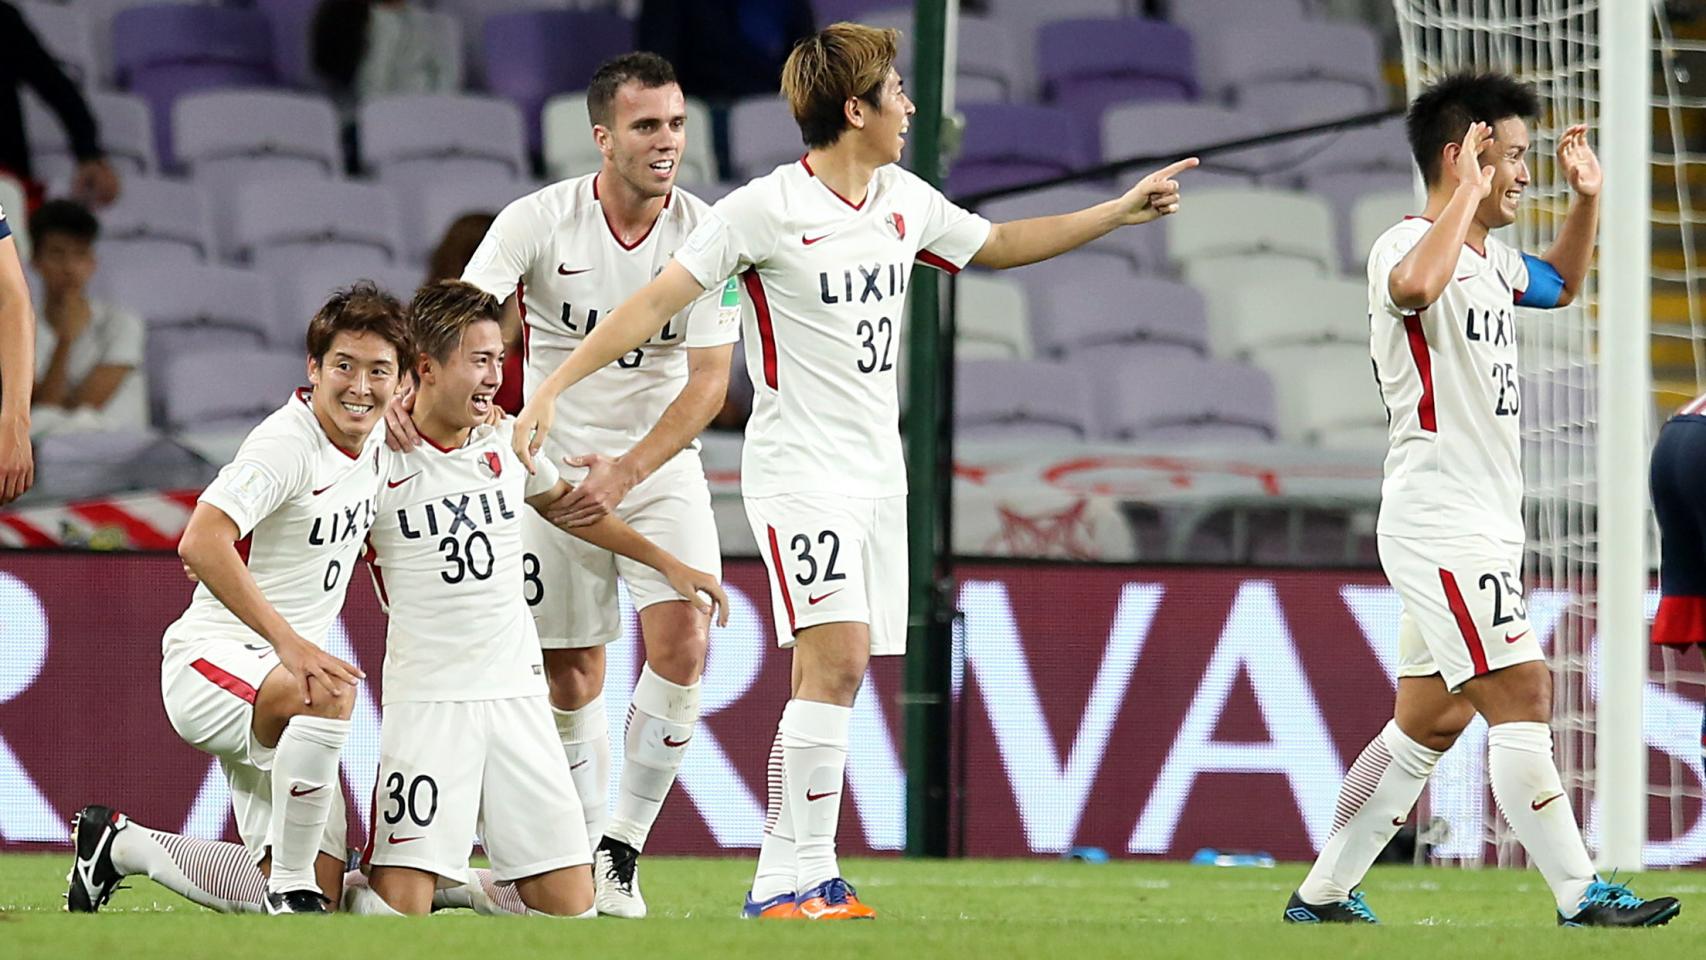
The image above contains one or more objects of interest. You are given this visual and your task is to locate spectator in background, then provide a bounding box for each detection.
[426,211,527,414]
[30,200,145,436]
[312,0,460,106]
[0,201,34,503]
[0,1,120,209]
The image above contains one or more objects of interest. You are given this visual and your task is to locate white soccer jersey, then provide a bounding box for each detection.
[367,418,559,704]
[1369,217,1536,543]
[167,389,386,645]
[461,174,741,459]
[673,158,992,499]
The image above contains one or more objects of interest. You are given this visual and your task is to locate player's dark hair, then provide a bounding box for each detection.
[1407,71,1541,185]
[410,279,500,365]
[304,280,410,368]
[782,22,899,149]
[29,199,99,247]
[586,52,679,129]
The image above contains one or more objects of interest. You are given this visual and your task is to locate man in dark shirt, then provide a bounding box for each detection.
[0,1,120,208]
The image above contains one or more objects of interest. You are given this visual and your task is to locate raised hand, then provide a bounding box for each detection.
[1116,157,1198,225]
[1556,124,1601,198]
[1454,121,1496,197]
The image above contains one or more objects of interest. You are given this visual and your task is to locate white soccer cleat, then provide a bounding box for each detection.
[593,837,646,918]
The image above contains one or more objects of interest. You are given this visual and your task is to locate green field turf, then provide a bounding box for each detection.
[1,854,1699,959]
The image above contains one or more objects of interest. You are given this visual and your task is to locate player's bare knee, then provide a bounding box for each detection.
[1466,661,1552,724]
[300,676,356,719]
[646,636,706,686]
[543,647,603,709]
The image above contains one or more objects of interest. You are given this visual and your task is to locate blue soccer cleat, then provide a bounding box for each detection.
[741,890,799,919]
[1559,877,1680,927]
[1282,889,1378,924]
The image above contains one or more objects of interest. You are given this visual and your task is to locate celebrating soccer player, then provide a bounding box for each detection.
[1283,72,1678,928]
[511,23,1193,920]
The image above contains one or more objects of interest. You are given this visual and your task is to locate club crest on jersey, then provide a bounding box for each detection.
[886,212,906,240]
[481,451,503,479]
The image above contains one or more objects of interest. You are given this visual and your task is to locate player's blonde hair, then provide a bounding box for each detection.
[409,279,500,366]
[781,22,900,149]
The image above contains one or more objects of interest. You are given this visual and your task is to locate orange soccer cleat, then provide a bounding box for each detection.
[794,879,876,920]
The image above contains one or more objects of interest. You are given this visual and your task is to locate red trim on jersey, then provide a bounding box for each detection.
[1402,214,1486,258]
[742,268,779,390]
[409,417,464,454]
[1439,569,1490,676]
[1653,595,1706,647]
[191,657,258,704]
[1683,393,1706,416]
[1402,314,1436,432]
[800,154,866,210]
[917,249,960,274]
[765,524,798,633]
[592,171,667,251]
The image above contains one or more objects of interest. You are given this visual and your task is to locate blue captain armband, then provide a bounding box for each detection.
[1517,253,1564,308]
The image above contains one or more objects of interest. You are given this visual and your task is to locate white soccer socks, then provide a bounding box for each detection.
[750,724,796,901]
[606,665,700,851]
[1298,720,1442,904]
[554,700,611,850]
[1487,721,1596,914]
[267,715,349,894]
[780,699,852,893]
[111,827,266,913]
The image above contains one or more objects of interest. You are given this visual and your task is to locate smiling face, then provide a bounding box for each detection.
[597,80,687,198]
[417,319,503,431]
[307,330,400,450]
[852,68,914,165]
[1474,116,1532,228]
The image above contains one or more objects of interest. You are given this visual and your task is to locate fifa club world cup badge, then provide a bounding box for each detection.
[887,212,906,240]
[482,451,503,479]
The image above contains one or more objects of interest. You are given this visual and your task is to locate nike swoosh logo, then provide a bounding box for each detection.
[1505,630,1531,644]
[801,233,832,245]
[807,590,842,606]
[387,833,423,844]
[76,817,120,896]
[311,482,336,496]
[1455,274,1476,282]
[289,784,324,798]
[1391,816,1405,827]
[663,735,692,748]
[570,759,589,770]
[558,265,591,275]
[1532,793,1564,811]
[386,472,420,489]
[805,789,839,802]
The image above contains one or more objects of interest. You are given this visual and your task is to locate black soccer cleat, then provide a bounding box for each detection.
[265,888,332,915]
[1282,889,1378,924]
[1558,879,1680,927]
[65,804,128,913]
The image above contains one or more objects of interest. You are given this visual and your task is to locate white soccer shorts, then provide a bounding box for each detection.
[524,452,722,649]
[746,492,908,656]
[160,632,347,866]
[362,696,591,885]
[1379,533,1543,693]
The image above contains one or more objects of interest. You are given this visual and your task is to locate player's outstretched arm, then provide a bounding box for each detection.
[511,260,706,472]
[526,480,729,624]
[1538,124,1601,307]
[0,231,34,504]
[970,157,1196,270]
[1389,122,1495,310]
[178,502,365,703]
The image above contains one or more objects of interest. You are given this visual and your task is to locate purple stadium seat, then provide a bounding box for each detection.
[1305,169,1415,271]
[396,177,534,264]
[1030,277,1208,362]
[112,4,276,168]
[173,90,341,183]
[956,359,1092,442]
[361,94,528,185]
[24,90,155,190]
[980,183,1157,271]
[252,0,322,88]
[1290,116,1412,181]
[162,346,305,432]
[229,179,401,273]
[814,0,904,23]
[95,175,213,265]
[728,96,803,180]
[947,103,1083,199]
[1195,20,1384,106]
[483,10,633,153]
[1038,18,1195,157]
[1091,355,1277,446]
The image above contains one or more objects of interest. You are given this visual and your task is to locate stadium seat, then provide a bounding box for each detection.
[96,175,214,267]
[29,428,213,503]
[1038,17,1195,157]
[174,91,341,190]
[229,179,401,273]
[870,9,1023,103]
[1291,117,1412,187]
[24,91,156,192]
[1006,255,1139,318]
[272,263,424,349]
[1168,0,1308,34]
[1311,171,1416,270]
[1030,276,1208,363]
[1351,189,1418,269]
[18,0,99,86]
[361,94,527,186]
[980,183,1158,271]
[678,180,739,205]
[541,93,717,184]
[252,0,323,88]
[948,103,1084,199]
[161,346,305,433]
[814,0,909,22]
[1247,342,1386,447]
[482,9,633,154]
[1091,354,1277,446]
[954,272,1032,360]
[1102,103,1270,187]
[956,359,1092,442]
[1221,275,1367,358]
[1165,187,1336,277]
[728,96,803,181]
[1196,20,1385,108]
[112,4,277,169]
[396,177,534,265]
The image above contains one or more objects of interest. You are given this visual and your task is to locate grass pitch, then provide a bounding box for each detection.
[2,854,1699,959]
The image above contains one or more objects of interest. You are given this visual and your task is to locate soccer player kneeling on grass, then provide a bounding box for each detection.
[1284,72,1677,928]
